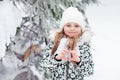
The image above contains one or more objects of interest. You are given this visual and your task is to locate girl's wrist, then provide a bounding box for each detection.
[56,55,61,60]
[74,57,80,65]
[75,57,80,63]
[55,54,62,61]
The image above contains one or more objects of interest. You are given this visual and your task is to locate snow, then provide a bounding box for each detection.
[85,0,120,79]
[0,0,22,58]
[0,0,120,80]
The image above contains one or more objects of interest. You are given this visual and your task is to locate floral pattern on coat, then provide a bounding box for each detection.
[36,41,94,80]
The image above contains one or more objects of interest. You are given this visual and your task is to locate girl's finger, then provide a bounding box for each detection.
[70,50,78,57]
[68,58,74,62]
[63,58,68,61]
[63,49,69,53]
[70,50,76,54]
[61,50,66,55]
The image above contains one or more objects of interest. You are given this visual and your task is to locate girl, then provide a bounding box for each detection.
[36,7,94,80]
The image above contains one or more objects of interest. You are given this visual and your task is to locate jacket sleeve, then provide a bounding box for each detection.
[36,42,54,73]
[76,43,94,77]
[36,41,67,73]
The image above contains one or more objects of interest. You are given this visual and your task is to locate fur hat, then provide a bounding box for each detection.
[60,7,85,32]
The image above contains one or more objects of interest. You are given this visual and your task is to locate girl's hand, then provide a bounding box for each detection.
[69,50,80,63]
[55,49,69,61]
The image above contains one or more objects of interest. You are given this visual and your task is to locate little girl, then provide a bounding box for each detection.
[36,7,94,80]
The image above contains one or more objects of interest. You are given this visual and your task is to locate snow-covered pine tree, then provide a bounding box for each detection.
[0,0,98,80]
[4,0,98,69]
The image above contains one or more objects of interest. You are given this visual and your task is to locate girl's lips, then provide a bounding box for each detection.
[69,32,76,34]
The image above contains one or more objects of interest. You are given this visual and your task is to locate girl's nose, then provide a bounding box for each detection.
[70,26,74,30]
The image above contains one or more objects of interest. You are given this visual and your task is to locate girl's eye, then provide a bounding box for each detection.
[66,24,71,27]
[75,25,80,27]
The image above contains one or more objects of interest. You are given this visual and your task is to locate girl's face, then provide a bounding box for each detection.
[63,22,82,38]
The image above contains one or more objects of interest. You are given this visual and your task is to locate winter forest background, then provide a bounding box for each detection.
[0,0,120,80]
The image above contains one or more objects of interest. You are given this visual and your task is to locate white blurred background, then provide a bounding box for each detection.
[0,0,22,57]
[86,0,120,79]
[0,0,120,80]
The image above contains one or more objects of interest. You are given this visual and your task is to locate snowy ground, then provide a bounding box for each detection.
[0,0,120,80]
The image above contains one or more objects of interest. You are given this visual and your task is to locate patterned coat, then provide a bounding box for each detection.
[36,40,94,80]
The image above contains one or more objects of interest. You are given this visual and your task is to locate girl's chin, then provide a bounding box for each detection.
[67,35,79,38]
[68,35,75,37]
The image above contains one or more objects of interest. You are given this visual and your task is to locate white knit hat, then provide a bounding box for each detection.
[60,7,85,32]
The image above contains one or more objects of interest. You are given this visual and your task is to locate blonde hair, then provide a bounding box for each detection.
[51,28,82,54]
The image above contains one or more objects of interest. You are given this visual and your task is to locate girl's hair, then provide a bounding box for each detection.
[51,28,82,54]
[51,29,64,54]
